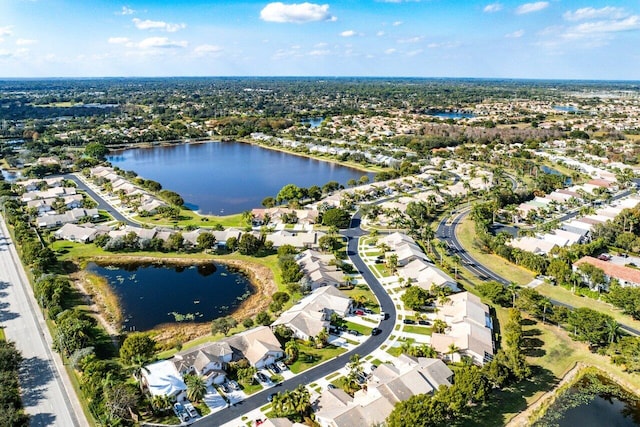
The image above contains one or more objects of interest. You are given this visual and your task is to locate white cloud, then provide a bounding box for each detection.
[0,49,12,58]
[314,42,328,48]
[566,15,640,37]
[427,41,461,49]
[392,21,403,26]
[483,3,502,13]
[398,36,422,43]
[118,6,135,15]
[132,18,186,32]
[260,2,336,23]
[515,2,549,15]
[309,49,330,56]
[376,30,385,36]
[505,29,525,38]
[108,37,130,44]
[384,48,396,54]
[0,26,13,37]
[0,38,3,44]
[340,30,356,37]
[563,7,627,22]
[16,39,37,45]
[137,37,188,49]
[194,44,222,56]
[406,49,423,56]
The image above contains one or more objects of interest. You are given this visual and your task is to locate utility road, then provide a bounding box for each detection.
[0,216,85,426]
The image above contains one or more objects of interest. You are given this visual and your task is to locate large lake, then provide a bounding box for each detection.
[107,141,372,215]
[87,261,254,331]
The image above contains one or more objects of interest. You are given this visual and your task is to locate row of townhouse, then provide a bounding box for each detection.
[316,355,453,427]
[509,195,640,256]
[573,256,640,290]
[251,207,320,227]
[380,232,458,292]
[142,326,284,402]
[296,249,347,290]
[88,166,168,214]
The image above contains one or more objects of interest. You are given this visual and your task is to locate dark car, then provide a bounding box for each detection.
[256,372,269,383]
[402,319,415,325]
[371,328,381,336]
[327,384,337,390]
[348,329,362,336]
[268,363,280,374]
[418,320,430,326]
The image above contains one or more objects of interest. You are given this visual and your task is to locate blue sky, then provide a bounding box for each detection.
[0,0,638,79]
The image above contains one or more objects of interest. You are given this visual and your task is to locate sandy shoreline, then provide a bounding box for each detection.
[77,255,277,348]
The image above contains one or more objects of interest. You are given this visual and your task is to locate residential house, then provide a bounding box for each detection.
[266,230,326,249]
[573,256,640,289]
[172,341,233,386]
[297,249,346,290]
[54,223,98,243]
[430,292,494,365]
[272,286,352,340]
[397,259,458,292]
[315,357,452,427]
[141,360,187,401]
[222,326,284,369]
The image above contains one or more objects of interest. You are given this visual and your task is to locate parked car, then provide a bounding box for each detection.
[227,380,240,391]
[220,383,230,393]
[363,309,373,315]
[403,319,415,325]
[184,402,198,418]
[354,309,365,316]
[371,328,381,336]
[268,363,280,374]
[276,361,288,371]
[256,372,269,383]
[348,329,362,336]
[173,403,190,422]
[380,312,389,320]
[418,320,430,326]
[598,253,611,261]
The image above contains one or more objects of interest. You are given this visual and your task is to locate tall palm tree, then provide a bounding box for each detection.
[285,339,299,363]
[316,329,329,348]
[507,282,519,307]
[186,375,207,403]
[605,318,621,344]
[447,343,460,361]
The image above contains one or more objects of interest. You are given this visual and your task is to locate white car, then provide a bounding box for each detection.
[276,361,288,371]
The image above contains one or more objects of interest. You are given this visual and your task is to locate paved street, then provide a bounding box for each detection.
[0,216,85,426]
[193,211,396,426]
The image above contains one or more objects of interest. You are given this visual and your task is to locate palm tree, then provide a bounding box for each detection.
[186,374,207,403]
[507,282,519,307]
[316,329,329,348]
[285,339,299,363]
[151,394,171,414]
[447,343,460,362]
[129,354,151,392]
[605,318,621,344]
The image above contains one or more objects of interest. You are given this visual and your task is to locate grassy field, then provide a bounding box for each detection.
[456,218,535,285]
[402,325,433,335]
[289,343,347,374]
[0,327,5,341]
[342,283,380,313]
[133,209,245,228]
[343,321,373,336]
[536,283,640,332]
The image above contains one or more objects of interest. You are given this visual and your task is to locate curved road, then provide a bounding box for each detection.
[194,211,395,426]
[437,207,640,336]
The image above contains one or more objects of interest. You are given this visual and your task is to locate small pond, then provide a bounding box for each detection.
[533,373,640,427]
[540,165,572,185]
[86,261,254,331]
[553,105,579,113]
[301,117,323,128]
[426,110,475,119]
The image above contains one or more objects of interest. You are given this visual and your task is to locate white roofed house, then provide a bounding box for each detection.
[266,230,326,249]
[398,259,459,292]
[430,292,495,365]
[54,223,98,243]
[272,286,352,340]
[223,326,284,369]
[172,341,233,386]
[212,228,243,249]
[141,360,188,402]
[297,249,347,290]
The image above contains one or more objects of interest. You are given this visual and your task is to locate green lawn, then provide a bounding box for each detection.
[0,327,5,341]
[342,283,380,312]
[239,380,263,395]
[289,343,347,374]
[344,321,373,336]
[372,264,392,277]
[402,325,433,335]
[456,218,535,286]
[133,209,245,228]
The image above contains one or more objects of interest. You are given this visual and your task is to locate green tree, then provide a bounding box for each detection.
[255,311,272,326]
[185,374,207,403]
[608,336,640,373]
[401,286,432,310]
[237,233,263,255]
[321,208,351,229]
[84,142,109,159]
[119,332,157,365]
[196,232,216,251]
[211,316,238,336]
[285,339,299,363]
[276,184,304,204]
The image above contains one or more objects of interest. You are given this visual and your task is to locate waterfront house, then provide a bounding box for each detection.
[141,360,188,402]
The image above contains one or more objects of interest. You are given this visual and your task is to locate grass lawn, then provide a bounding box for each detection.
[342,283,380,312]
[289,343,347,374]
[344,321,373,336]
[372,264,392,277]
[0,327,5,341]
[456,218,535,286]
[535,283,640,332]
[240,380,263,395]
[133,209,245,228]
[402,325,433,335]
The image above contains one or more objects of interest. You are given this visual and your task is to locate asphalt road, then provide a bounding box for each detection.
[0,216,85,426]
[436,207,640,336]
[62,173,137,227]
[193,211,396,426]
